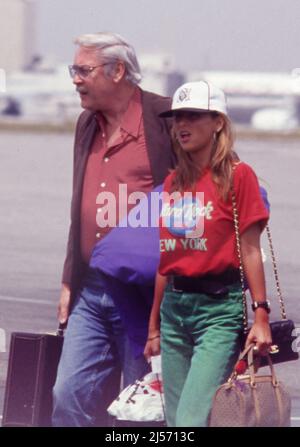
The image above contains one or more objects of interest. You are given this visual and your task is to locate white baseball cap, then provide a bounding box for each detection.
[160,80,227,117]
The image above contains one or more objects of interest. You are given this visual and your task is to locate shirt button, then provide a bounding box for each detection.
[100,182,106,188]
[104,157,109,163]
[97,208,102,213]
[96,233,101,239]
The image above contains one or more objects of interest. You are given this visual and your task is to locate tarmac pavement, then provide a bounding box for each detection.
[0,130,299,426]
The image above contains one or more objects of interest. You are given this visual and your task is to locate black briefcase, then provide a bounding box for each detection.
[2,331,64,427]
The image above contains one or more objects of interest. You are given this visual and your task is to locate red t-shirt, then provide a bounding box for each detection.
[158,162,269,277]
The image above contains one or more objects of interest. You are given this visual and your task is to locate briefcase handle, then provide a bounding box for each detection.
[56,322,67,337]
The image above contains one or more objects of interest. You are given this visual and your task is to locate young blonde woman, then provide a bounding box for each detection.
[144,81,272,427]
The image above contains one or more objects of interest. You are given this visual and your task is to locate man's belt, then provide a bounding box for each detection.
[171,269,240,295]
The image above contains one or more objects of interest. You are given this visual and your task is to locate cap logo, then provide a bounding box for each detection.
[177,87,191,103]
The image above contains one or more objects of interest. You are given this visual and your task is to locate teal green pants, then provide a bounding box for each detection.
[160,283,243,427]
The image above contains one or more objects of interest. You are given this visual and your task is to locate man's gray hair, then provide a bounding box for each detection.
[74,32,142,85]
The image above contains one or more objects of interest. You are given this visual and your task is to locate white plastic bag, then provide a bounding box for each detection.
[107,371,165,422]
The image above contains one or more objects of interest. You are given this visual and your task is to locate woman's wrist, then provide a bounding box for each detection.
[254,308,270,322]
[251,300,271,314]
[147,328,161,340]
[147,334,161,341]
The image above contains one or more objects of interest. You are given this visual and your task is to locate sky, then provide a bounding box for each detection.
[35,0,300,73]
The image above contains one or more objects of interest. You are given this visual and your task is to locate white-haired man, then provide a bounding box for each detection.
[52,32,175,426]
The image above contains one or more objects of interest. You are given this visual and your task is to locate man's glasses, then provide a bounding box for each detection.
[68,63,109,79]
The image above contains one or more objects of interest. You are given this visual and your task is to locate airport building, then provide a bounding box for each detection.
[0,0,36,73]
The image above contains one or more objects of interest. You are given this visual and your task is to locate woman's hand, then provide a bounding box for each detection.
[144,335,161,361]
[245,314,272,356]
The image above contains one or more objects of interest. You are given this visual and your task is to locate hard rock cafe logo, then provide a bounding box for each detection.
[178,87,191,103]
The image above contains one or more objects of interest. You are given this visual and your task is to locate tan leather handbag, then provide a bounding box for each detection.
[209,345,291,427]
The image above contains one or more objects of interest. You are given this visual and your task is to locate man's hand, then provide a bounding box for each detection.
[57,283,71,324]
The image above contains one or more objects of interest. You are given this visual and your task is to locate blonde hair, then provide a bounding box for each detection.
[171,113,239,201]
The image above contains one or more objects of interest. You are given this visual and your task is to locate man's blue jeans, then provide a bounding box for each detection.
[52,269,150,427]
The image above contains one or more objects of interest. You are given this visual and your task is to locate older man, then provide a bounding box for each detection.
[52,32,175,426]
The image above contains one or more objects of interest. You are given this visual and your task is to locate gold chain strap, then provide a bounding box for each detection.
[231,185,287,331]
[265,225,287,319]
